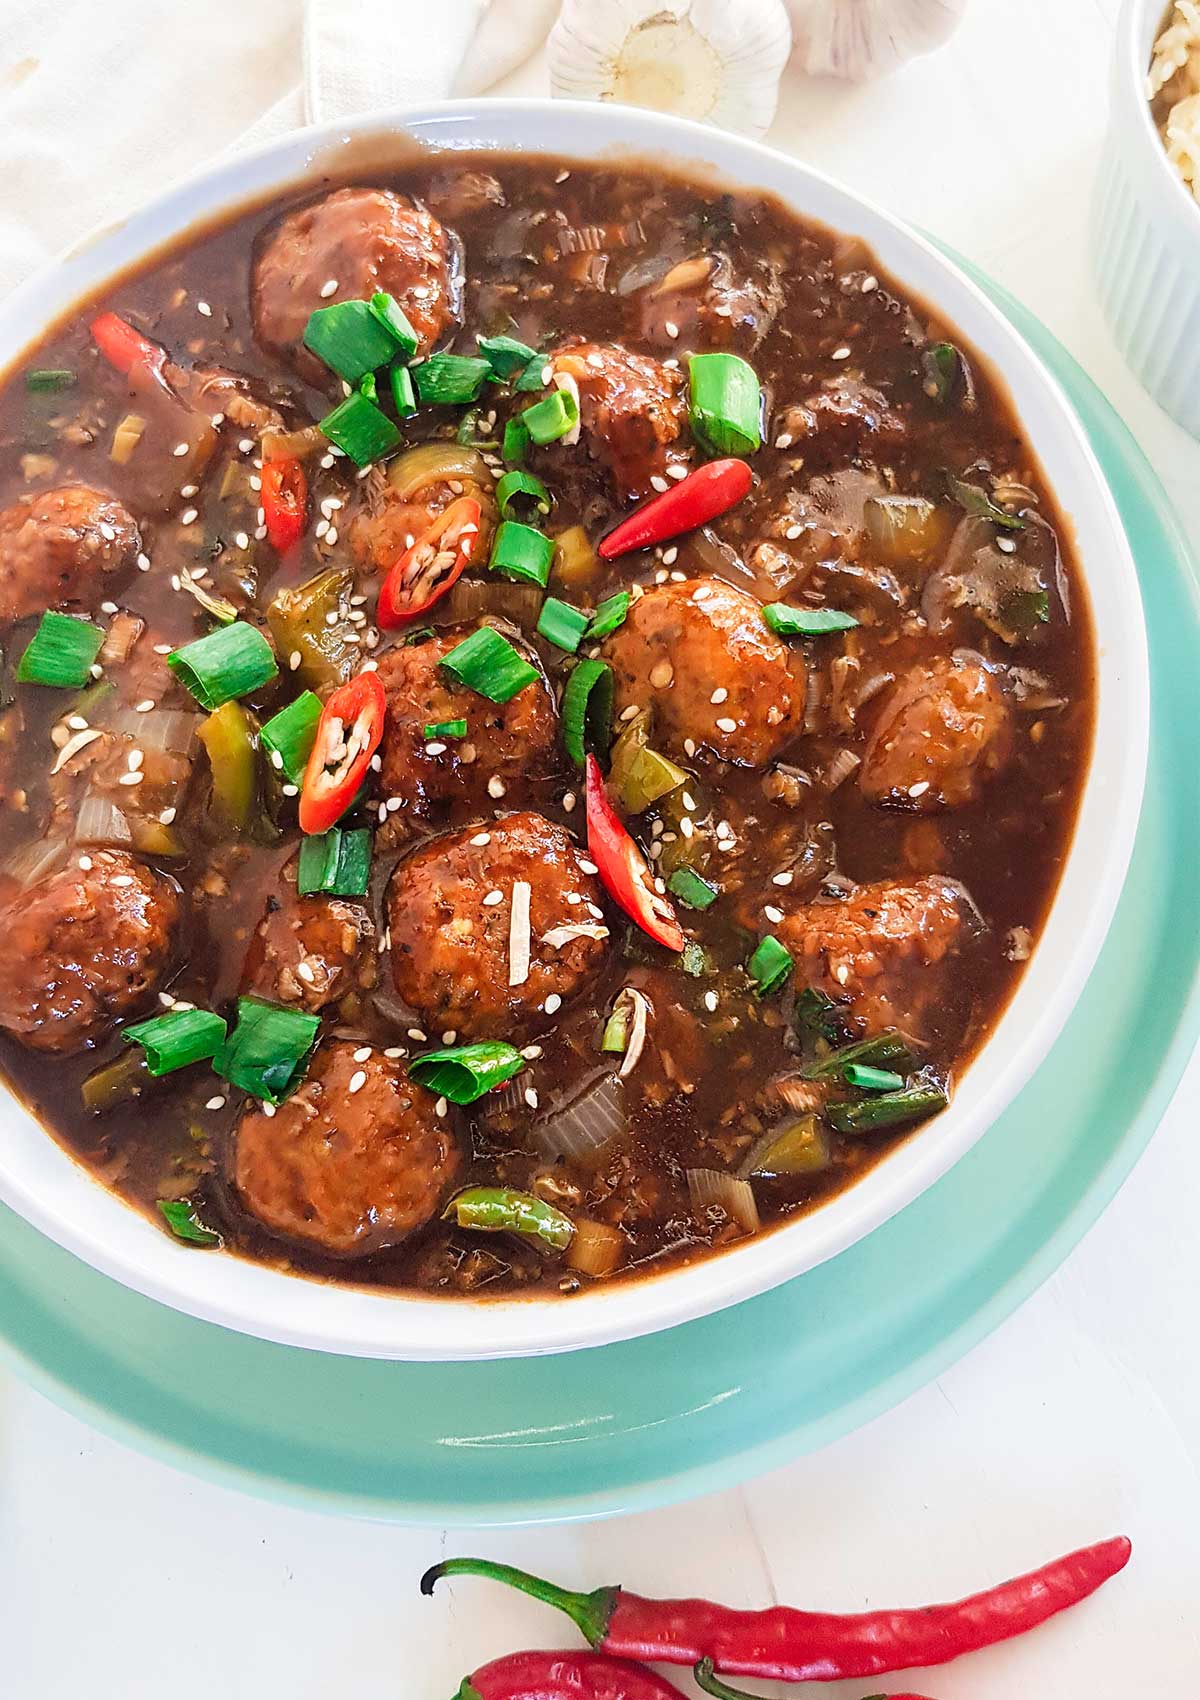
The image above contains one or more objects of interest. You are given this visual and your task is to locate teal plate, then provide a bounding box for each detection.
[0,277,1197,1527]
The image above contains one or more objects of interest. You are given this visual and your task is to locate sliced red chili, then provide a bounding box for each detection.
[598,459,752,560]
[298,670,386,836]
[261,454,308,554]
[585,754,683,952]
[89,311,167,378]
[377,496,482,629]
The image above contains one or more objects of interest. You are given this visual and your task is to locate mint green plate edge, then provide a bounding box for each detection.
[0,273,1195,1527]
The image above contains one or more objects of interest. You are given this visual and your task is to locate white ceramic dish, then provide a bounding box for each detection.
[1094,0,1200,437]
[0,100,1149,1361]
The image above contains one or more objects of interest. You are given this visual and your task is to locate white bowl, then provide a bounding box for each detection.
[0,100,1149,1361]
[1094,0,1200,435]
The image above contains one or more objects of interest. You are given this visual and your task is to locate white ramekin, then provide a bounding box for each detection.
[0,100,1148,1361]
[1094,0,1200,436]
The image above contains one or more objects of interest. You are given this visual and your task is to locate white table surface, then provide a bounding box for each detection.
[2,1,1198,1693]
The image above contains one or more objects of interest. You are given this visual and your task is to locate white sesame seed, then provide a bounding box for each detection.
[563,791,576,813]
[524,1087,540,1109]
[296,960,316,984]
[908,780,931,797]
[774,432,793,450]
[544,993,562,1014]
[118,770,143,787]
[238,437,254,455]
[172,441,189,457]
[832,345,851,361]
[710,687,728,704]
[619,703,641,721]
[650,474,669,494]
[579,859,598,876]
[211,413,225,428]
[683,737,697,757]
[704,990,719,1012]
[996,536,1018,554]
[282,783,298,797]
[435,1096,448,1117]
[764,904,785,924]
[160,807,177,825]
[110,873,134,888]
[320,452,335,470]
[78,855,93,871]
[441,1031,457,1046]
[100,600,119,615]
[67,713,89,730]
[261,1101,276,1118]
[206,1096,226,1111]
[556,169,571,183]
[662,546,678,565]
[521,1044,543,1060]
[772,871,793,886]
[667,462,688,480]
[197,300,212,317]
[664,319,679,339]
[716,716,737,733]
[408,1028,427,1042]
[425,741,446,756]
[384,1046,405,1060]
[179,484,198,498]
[249,474,262,492]
[861,274,878,293]
[348,1069,367,1095]
[487,775,506,799]
[235,531,250,550]
[90,664,103,679]
[482,889,504,906]
[135,699,155,713]
[180,507,198,526]
[289,651,302,672]
[320,277,339,298]
[137,552,151,572]
[655,568,669,584]
[680,817,694,839]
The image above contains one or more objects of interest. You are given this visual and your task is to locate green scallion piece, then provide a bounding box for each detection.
[827,1081,948,1135]
[667,867,719,910]
[502,416,531,464]
[762,603,860,639]
[843,1063,906,1091]
[601,1001,631,1054]
[26,368,76,394]
[167,621,278,711]
[478,334,538,380]
[16,611,104,688]
[748,934,793,997]
[359,370,378,404]
[586,590,630,639]
[391,362,418,419]
[561,657,614,768]
[413,353,492,406]
[369,292,419,360]
[424,718,467,739]
[260,691,323,785]
[303,299,398,382]
[537,597,590,654]
[213,997,321,1104]
[514,353,551,392]
[158,1197,222,1248]
[318,391,402,466]
[522,387,580,446]
[123,1008,227,1076]
[495,469,552,521]
[795,985,841,1043]
[442,1185,574,1252]
[402,624,436,648]
[801,1030,914,1081]
[439,626,539,703]
[689,352,761,457]
[296,826,371,898]
[410,1041,524,1105]
[921,342,962,405]
[489,519,555,588]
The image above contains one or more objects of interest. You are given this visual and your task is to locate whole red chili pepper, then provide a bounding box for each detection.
[694,1657,934,1700]
[422,1536,1131,1683]
[455,1651,687,1700]
[598,459,752,560]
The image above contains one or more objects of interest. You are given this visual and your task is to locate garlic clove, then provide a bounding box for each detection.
[786,0,966,82]
[548,0,793,140]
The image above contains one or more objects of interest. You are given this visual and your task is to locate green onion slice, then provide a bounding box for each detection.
[601,1001,631,1054]
[827,1081,948,1134]
[442,1185,574,1252]
[843,1063,906,1091]
[168,621,278,711]
[302,299,398,383]
[561,657,614,768]
[944,472,1026,531]
[502,416,531,464]
[802,1030,913,1081]
[413,353,491,406]
[260,691,323,785]
[537,597,590,654]
[369,292,420,360]
[158,1197,222,1248]
[26,368,76,393]
[390,362,418,419]
[489,519,555,588]
[16,611,104,688]
[586,591,630,639]
[514,353,551,392]
[794,985,841,1043]
[522,387,580,445]
[123,1008,227,1076]
[213,997,320,1104]
[359,370,378,404]
[439,626,539,703]
[296,826,372,898]
[921,342,962,405]
[318,391,402,467]
[424,718,467,739]
[689,352,762,457]
[762,603,859,639]
[410,1040,524,1105]
[477,334,538,380]
[667,867,719,910]
[747,934,794,997]
[495,469,552,521]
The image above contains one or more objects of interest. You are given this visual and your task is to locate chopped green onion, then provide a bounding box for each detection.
[369,291,419,360]
[302,300,397,383]
[359,371,378,404]
[410,1040,524,1105]
[521,387,580,445]
[123,1009,227,1076]
[601,1001,631,1053]
[213,997,320,1104]
[439,626,539,703]
[158,1198,222,1248]
[402,624,436,647]
[561,657,614,767]
[413,353,491,406]
[586,591,630,639]
[689,352,761,457]
[680,941,711,977]
[296,826,372,897]
[794,985,841,1043]
[502,416,531,463]
[489,519,555,588]
[168,621,278,711]
[477,334,538,380]
[747,934,793,997]
[922,342,962,405]
[762,603,859,638]
[827,1081,948,1134]
[944,472,1026,531]
[801,1029,913,1081]
[16,611,104,688]
[318,392,402,466]
[260,691,323,785]
[390,362,417,419]
[25,368,75,394]
[514,353,551,392]
[537,596,590,654]
[442,1185,574,1252]
[495,469,552,521]
[667,867,719,910]
[424,718,467,739]
[843,1063,906,1091]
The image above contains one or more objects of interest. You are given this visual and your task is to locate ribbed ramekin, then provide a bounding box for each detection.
[1095,0,1200,436]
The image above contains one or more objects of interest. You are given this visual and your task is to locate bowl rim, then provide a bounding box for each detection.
[0,97,1149,1360]
[1118,0,1200,231]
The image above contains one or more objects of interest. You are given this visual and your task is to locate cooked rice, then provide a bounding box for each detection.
[1148,2,1200,199]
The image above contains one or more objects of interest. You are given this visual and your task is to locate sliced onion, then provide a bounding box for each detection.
[110,708,200,757]
[686,1167,761,1235]
[3,837,69,888]
[611,987,650,1079]
[99,611,144,666]
[543,922,610,949]
[824,748,861,791]
[75,793,132,847]
[431,577,544,629]
[566,1219,625,1278]
[532,1070,625,1161]
[508,879,531,988]
[385,442,491,500]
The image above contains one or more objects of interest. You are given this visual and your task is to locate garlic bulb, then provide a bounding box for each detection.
[787,0,965,81]
[548,0,793,140]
